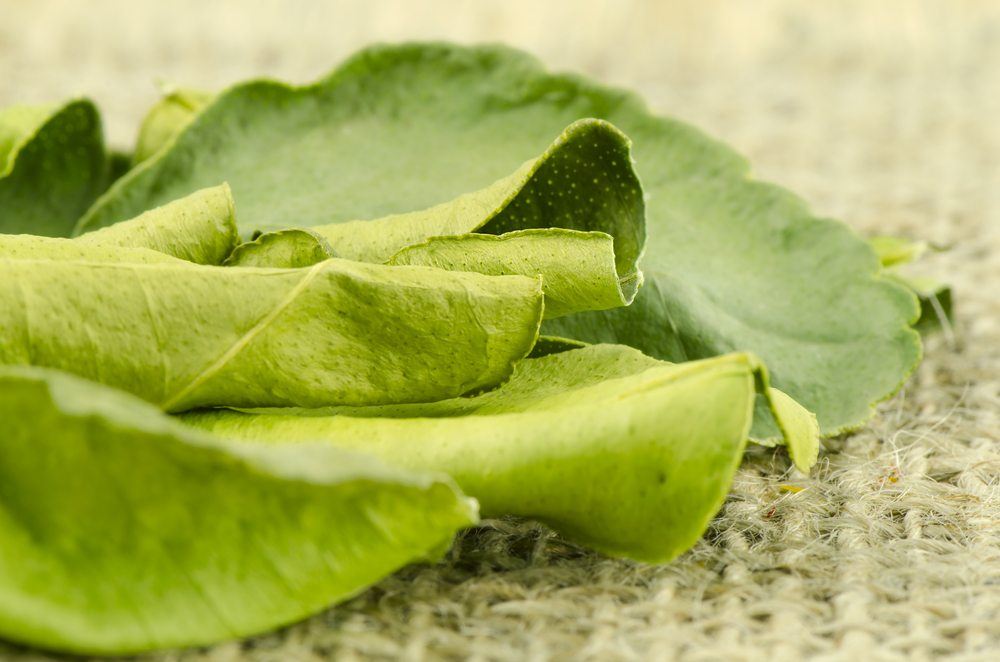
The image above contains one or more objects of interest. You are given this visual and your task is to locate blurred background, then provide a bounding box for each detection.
[2,0,997,259]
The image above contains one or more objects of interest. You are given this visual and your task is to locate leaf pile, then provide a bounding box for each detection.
[0,43,932,655]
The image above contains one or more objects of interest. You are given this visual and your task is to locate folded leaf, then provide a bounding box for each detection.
[76,184,238,264]
[0,100,107,236]
[387,229,640,318]
[77,43,920,437]
[227,228,335,268]
[0,235,181,263]
[184,344,818,561]
[183,346,751,563]
[224,118,644,317]
[0,185,238,265]
[762,386,820,472]
[0,365,476,655]
[133,88,213,164]
[0,258,543,411]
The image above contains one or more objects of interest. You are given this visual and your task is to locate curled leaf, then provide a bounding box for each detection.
[133,87,213,164]
[184,344,817,562]
[0,258,544,411]
[0,185,238,265]
[0,235,182,264]
[0,365,476,655]
[226,119,645,317]
[763,386,820,473]
[75,184,238,264]
[80,44,920,437]
[226,228,335,268]
[186,347,754,563]
[388,229,640,318]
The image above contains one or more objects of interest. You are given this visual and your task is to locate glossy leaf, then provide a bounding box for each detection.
[0,100,107,236]
[0,365,476,655]
[0,258,543,411]
[78,44,919,437]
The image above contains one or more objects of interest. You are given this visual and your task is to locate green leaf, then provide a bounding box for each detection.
[526,334,590,358]
[0,235,183,264]
[387,229,639,318]
[226,228,335,268]
[106,148,134,184]
[0,365,476,655]
[763,386,820,472]
[182,345,759,563]
[0,99,107,236]
[869,236,954,334]
[78,43,920,436]
[76,184,239,264]
[887,273,954,333]
[0,185,238,265]
[133,88,213,164]
[869,235,928,268]
[0,258,543,411]
[221,118,645,318]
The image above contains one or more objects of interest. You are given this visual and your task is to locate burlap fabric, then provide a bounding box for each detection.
[1,1,997,659]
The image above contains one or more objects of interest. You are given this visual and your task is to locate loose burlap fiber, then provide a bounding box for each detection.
[1,1,997,659]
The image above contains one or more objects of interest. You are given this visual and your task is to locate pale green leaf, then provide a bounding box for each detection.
[869,235,928,268]
[133,87,213,164]
[226,228,334,268]
[224,118,645,318]
[0,365,476,655]
[764,386,820,473]
[0,185,238,265]
[77,44,919,437]
[0,258,543,411]
[388,229,640,318]
[76,184,238,264]
[183,345,760,563]
[0,235,182,264]
[0,99,107,236]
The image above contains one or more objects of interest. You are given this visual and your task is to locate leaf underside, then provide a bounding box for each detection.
[183,344,760,563]
[0,185,238,265]
[0,365,475,655]
[0,258,544,411]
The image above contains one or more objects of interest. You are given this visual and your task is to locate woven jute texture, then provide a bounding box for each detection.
[1,1,997,660]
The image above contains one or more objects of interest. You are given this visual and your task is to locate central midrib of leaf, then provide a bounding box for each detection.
[159,262,326,411]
